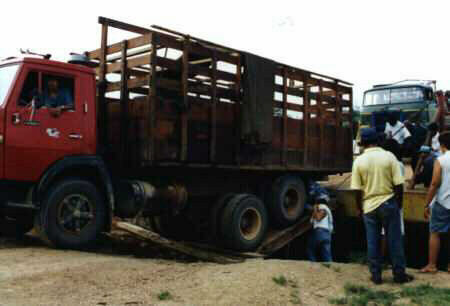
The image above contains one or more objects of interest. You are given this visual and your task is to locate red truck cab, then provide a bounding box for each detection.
[0,58,97,181]
[0,58,115,249]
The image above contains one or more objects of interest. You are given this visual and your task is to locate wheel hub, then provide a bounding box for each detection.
[57,194,94,235]
[284,188,300,217]
[239,207,262,241]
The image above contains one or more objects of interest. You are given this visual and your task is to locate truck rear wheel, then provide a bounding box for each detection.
[210,193,235,241]
[268,176,306,228]
[220,194,268,251]
[41,179,106,249]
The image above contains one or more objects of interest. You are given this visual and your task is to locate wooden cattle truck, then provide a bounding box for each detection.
[0,17,353,252]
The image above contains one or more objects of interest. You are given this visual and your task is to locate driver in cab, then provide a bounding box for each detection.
[38,79,73,117]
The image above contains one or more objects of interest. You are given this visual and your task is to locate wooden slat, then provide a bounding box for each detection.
[303,77,309,166]
[210,51,217,163]
[234,55,241,165]
[189,65,236,82]
[282,68,288,165]
[120,40,129,164]
[88,34,151,59]
[318,80,324,167]
[273,101,304,112]
[280,65,353,89]
[98,23,109,146]
[99,16,151,35]
[98,53,151,74]
[257,215,311,255]
[114,221,243,264]
[149,33,157,162]
[335,81,342,166]
[180,39,190,162]
[155,33,183,50]
[151,24,241,64]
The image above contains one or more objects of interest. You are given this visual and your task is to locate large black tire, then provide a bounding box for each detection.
[41,179,107,249]
[268,176,306,228]
[220,194,268,251]
[210,193,235,242]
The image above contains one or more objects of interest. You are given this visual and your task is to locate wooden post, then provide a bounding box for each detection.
[335,81,342,168]
[282,68,288,165]
[98,22,109,147]
[148,33,157,163]
[234,56,242,165]
[318,80,324,167]
[303,77,309,167]
[120,40,129,165]
[180,37,190,162]
[210,50,218,163]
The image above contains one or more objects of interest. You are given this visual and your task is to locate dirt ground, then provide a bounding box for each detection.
[1,235,449,306]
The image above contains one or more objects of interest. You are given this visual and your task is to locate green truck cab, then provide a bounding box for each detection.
[357,81,437,140]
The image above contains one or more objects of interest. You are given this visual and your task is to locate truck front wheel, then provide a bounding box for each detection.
[41,179,106,249]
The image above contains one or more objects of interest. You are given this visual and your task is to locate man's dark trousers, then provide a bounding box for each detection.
[363,197,406,277]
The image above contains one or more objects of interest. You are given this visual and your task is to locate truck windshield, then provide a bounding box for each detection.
[363,87,425,106]
[0,65,19,106]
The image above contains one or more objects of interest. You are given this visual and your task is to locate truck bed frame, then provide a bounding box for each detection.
[86,17,353,174]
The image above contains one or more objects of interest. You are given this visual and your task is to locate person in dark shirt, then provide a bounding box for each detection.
[416,146,436,188]
[39,79,73,117]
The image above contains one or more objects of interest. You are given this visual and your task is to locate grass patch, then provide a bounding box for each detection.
[290,289,301,305]
[330,283,450,306]
[321,263,331,269]
[157,291,172,301]
[272,275,287,286]
[329,284,396,306]
[273,276,301,304]
[329,297,348,305]
[400,283,450,305]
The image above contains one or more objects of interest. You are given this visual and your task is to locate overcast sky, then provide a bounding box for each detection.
[2,0,449,106]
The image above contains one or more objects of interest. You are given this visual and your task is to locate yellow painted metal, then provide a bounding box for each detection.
[335,188,428,223]
[402,190,428,222]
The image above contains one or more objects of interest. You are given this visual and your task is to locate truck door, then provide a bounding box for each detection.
[4,67,83,181]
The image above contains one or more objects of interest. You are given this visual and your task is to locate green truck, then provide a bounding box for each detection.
[360,80,436,128]
[355,80,437,151]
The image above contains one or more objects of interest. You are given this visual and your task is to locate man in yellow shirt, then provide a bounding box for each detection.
[351,127,413,285]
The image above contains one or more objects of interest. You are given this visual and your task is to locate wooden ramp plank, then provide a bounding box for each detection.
[257,215,312,255]
[113,221,244,264]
